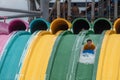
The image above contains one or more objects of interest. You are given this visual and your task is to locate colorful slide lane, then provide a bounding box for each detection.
[70,18,112,80]
[0,18,29,57]
[94,18,120,80]
[75,34,102,80]
[0,22,9,34]
[0,31,31,80]
[0,32,15,56]
[100,34,120,80]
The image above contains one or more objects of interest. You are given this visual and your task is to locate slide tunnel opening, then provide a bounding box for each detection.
[116,25,120,34]
[8,19,27,33]
[30,20,48,33]
[50,18,70,34]
[72,19,90,34]
[113,18,120,34]
[94,19,111,34]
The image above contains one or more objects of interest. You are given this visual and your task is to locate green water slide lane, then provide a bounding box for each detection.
[66,31,91,80]
[0,31,31,80]
[75,33,102,80]
[91,31,105,80]
[46,31,77,80]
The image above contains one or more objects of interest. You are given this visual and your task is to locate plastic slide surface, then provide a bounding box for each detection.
[101,34,120,80]
[19,31,61,80]
[0,32,15,56]
[0,31,31,80]
[93,31,114,80]
[0,22,9,34]
[75,34,102,80]
[46,31,77,80]
[65,31,89,80]
[96,34,120,80]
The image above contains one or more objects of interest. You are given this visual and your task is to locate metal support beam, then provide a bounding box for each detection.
[40,0,49,20]
[0,13,41,20]
[91,0,95,21]
[0,7,41,14]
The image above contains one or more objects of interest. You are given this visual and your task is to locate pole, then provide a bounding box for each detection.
[107,0,111,19]
[57,0,60,18]
[67,0,71,21]
[40,0,49,20]
[114,0,118,19]
[91,0,95,22]
[86,0,87,18]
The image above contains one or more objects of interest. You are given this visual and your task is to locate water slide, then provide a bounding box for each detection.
[0,17,116,80]
[0,18,49,80]
[68,18,110,80]
[0,22,10,56]
[57,19,111,80]
[0,19,28,56]
[0,32,15,56]
[0,22,9,34]
[0,31,31,80]
[94,18,120,80]
[45,18,90,80]
[19,18,71,80]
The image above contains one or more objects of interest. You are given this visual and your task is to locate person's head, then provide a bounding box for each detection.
[87,39,92,46]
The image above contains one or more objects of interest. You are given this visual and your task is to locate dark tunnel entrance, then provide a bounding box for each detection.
[93,19,111,34]
[72,19,90,34]
[9,20,27,33]
[30,20,48,34]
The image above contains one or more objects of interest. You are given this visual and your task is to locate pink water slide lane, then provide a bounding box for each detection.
[0,33,15,56]
[0,19,29,56]
[0,22,9,34]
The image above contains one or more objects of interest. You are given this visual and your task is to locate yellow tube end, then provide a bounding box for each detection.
[113,18,120,34]
[50,18,71,34]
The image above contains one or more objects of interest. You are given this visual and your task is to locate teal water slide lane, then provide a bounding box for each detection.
[46,31,77,80]
[0,31,31,80]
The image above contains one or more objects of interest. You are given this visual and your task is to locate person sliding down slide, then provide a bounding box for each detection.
[79,39,96,64]
[83,39,95,54]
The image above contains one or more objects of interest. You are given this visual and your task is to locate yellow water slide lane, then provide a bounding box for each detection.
[101,34,120,80]
[96,30,115,80]
[19,31,60,80]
